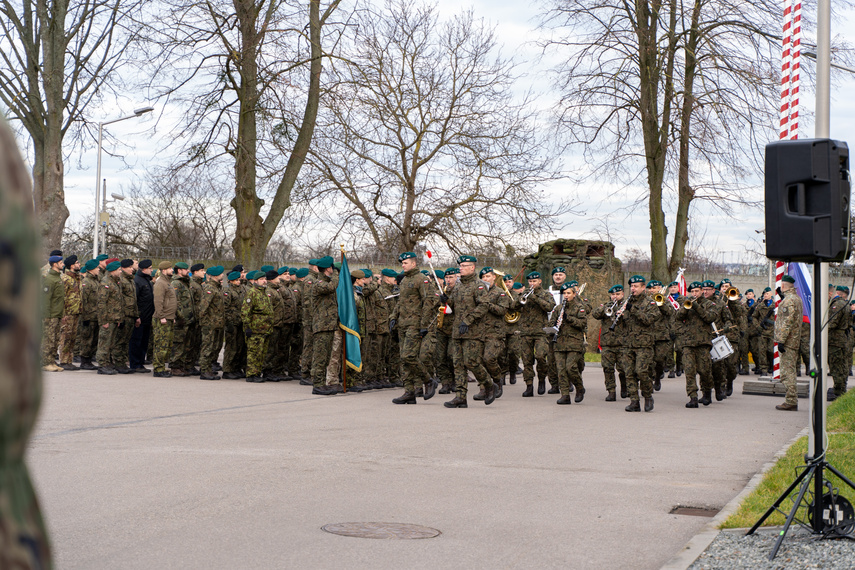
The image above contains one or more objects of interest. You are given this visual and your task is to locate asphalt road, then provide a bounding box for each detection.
[28,367,807,569]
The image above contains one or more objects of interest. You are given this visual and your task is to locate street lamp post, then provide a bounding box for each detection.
[92,106,154,257]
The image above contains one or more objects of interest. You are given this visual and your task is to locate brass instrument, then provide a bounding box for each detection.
[683,298,694,310]
[604,299,619,318]
[726,286,740,301]
[437,285,449,328]
[654,286,667,306]
[577,283,586,296]
[494,271,521,323]
[518,287,535,305]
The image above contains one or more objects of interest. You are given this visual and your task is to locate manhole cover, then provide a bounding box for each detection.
[321,522,441,539]
[670,506,719,517]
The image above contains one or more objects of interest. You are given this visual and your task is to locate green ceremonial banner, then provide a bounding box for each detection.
[336,251,362,372]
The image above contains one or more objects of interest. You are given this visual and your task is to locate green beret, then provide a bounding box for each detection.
[288,268,298,275]
[296,268,309,278]
[174,262,189,270]
[479,266,493,278]
[552,266,566,274]
[227,271,241,281]
[308,259,319,266]
[260,265,274,273]
[246,270,261,280]
[82,259,99,272]
[559,283,573,292]
[688,281,701,291]
[720,278,732,286]
[277,266,288,275]
[316,256,333,269]
[608,284,623,293]
[745,288,754,294]
[647,280,661,287]
[433,269,444,279]
[566,280,579,288]
[503,274,513,281]
[381,268,398,278]
[207,266,224,277]
[513,282,523,289]
[838,285,849,293]
[628,275,645,285]
[106,260,121,272]
[669,281,678,287]
[398,252,416,262]
[701,280,715,288]
[361,268,373,278]
[95,254,109,262]
[782,275,796,284]
[850,300,855,306]
[763,287,772,293]
[444,267,459,276]
[420,269,430,275]
[527,271,541,279]
[457,255,477,264]
[333,262,342,270]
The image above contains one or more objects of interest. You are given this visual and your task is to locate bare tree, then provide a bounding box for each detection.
[0,0,143,251]
[541,0,785,282]
[139,0,342,267]
[304,0,574,255]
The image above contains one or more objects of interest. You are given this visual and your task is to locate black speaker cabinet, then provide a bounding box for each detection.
[765,138,851,262]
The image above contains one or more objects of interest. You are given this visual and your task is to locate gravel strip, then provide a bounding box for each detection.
[688,527,855,569]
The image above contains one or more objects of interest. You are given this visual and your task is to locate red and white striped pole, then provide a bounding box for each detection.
[789,0,802,139]
[779,0,794,140]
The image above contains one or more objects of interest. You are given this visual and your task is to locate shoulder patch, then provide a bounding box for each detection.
[478,286,484,289]
[206,291,212,294]
[246,298,251,303]
[43,287,49,292]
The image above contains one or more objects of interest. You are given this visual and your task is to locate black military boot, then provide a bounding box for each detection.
[415,387,424,398]
[547,386,559,394]
[153,370,172,378]
[827,387,837,402]
[726,378,734,397]
[556,394,572,405]
[537,377,546,395]
[685,397,699,408]
[574,387,585,403]
[700,390,712,406]
[739,367,749,376]
[509,372,517,385]
[473,387,487,401]
[222,371,242,379]
[625,400,641,412]
[605,391,616,402]
[676,368,683,377]
[522,384,534,397]
[423,377,438,400]
[97,366,117,375]
[653,378,661,391]
[714,384,726,401]
[620,387,628,399]
[444,395,468,408]
[493,379,503,399]
[200,372,220,380]
[392,391,417,404]
[667,370,676,378]
[644,397,654,412]
[438,384,452,395]
[484,383,495,405]
[60,362,80,371]
[80,357,98,370]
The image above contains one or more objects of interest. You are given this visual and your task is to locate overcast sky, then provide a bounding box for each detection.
[37,0,855,262]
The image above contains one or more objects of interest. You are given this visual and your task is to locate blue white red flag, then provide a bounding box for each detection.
[787,262,812,323]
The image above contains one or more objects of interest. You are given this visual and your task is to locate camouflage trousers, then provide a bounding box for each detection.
[59,314,78,364]
[399,327,429,393]
[779,343,799,405]
[311,330,335,388]
[188,322,202,368]
[277,323,293,374]
[42,317,61,365]
[499,333,520,375]
[223,322,246,374]
[455,338,492,398]
[420,329,437,378]
[434,330,455,388]
[288,323,302,374]
[384,332,402,381]
[327,329,342,384]
[649,339,671,381]
[751,335,772,371]
[519,334,549,386]
[171,325,192,370]
[264,326,283,375]
[246,331,269,377]
[555,349,584,396]
[96,322,120,368]
[621,346,653,401]
[361,333,383,384]
[200,325,224,374]
[482,334,506,382]
[829,343,849,395]
[738,335,750,370]
[682,344,713,398]
[151,319,174,373]
[113,317,134,368]
[301,320,314,376]
[712,345,738,389]
[78,319,99,360]
[600,346,626,393]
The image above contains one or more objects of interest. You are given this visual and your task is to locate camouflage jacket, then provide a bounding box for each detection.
[395,267,439,330]
[288,281,302,323]
[827,295,849,348]
[241,283,274,335]
[380,282,399,329]
[550,297,587,352]
[709,292,734,336]
[774,289,803,349]
[97,273,124,324]
[224,281,245,325]
[120,272,138,319]
[591,300,622,348]
[620,291,658,348]
[727,298,747,343]
[311,271,339,333]
[514,287,555,336]
[190,276,204,318]
[80,273,101,322]
[750,300,775,338]
[362,281,390,335]
[266,283,285,328]
[447,273,491,340]
[675,296,716,347]
[171,275,195,326]
[301,272,318,328]
[481,281,512,340]
[61,271,81,316]
[198,279,225,328]
[273,282,298,324]
[42,268,64,319]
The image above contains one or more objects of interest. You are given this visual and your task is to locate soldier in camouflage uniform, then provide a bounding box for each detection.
[78,260,101,370]
[435,268,458,394]
[186,264,205,373]
[738,289,755,375]
[263,269,287,381]
[700,280,732,402]
[721,279,747,395]
[152,261,176,377]
[309,257,339,395]
[113,259,139,374]
[242,271,274,382]
[222,270,247,378]
[774,276,803,410]
[0,112,53,570]
[645,280,672,391]
[549,283,588,405]
[300,262,319,382]
[500,274,520,385]
[675,282,716,407]
[198,266,226,380]
[286,268,303,377]
[750,288,775,375]
[380,268,401,386]
[41,255,65,371]
[443,255,496,407]
[360,269,390,389]
[591,284,628,401]
[477,267,511,400]
[170,262,195,376]
[276,269,298,379]
[96,261,125,374]
[58,255,81,370]
[619,275,658,412]
[391,252,440,404]
[827,285,850,401]
[515,271,555,397]
[545,266,567,394]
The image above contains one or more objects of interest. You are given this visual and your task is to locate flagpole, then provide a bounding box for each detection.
[340,244,347,393]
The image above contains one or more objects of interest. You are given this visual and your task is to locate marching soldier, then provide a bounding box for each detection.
[242,271,274,383]
[721,279,746,395]
[170,262,194,376]
[774,275,803,411]
[223,271,247,379]
[477,267,511,400]
[827,285,850,401]
[646,280,672,391]
[58,255,82,370]
[701,280,732,401]
[152,261,176,377]
[667,281,683,377]
[592,284,627,401]
[675,282,716,407]
[78,260,102,370]
[96,260,124,375]
[515,271,555,397]
[435,268,458,394]
[549,282,588,404]
[500,274,520,385]
[198,266,226,380]
[42,255,65,372]
[546,266,567,394]
[619,275,658,412]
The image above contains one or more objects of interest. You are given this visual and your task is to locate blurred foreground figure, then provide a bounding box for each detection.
[0,115,53,567]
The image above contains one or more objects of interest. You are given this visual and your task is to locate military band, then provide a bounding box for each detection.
[40,249,853,412]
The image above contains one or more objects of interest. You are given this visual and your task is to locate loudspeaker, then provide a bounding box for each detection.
[765,138,851,262]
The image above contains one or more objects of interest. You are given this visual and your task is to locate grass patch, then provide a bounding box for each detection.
[584,352,602,363]
[721,389,855,529]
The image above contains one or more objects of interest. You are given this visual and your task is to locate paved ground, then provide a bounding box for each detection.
[28,367,808,569]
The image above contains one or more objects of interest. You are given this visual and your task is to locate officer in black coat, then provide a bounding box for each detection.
[129,259,155,372]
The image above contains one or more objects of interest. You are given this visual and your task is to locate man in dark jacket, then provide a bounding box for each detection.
[129,259,155,372]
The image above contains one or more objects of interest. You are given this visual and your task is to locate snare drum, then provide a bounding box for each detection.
[710,335,735,362]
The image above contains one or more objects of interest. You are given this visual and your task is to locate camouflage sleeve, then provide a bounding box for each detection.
[241,290,253,326]
[565,304,588,330]
[534,289,556,313]
[634,298,659,326]
[420,278,440,329]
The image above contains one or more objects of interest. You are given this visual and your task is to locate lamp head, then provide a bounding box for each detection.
[134,106,154,116]
[110,193,125,201]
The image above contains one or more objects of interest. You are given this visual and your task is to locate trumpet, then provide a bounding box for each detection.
[519,287,535,305]
[604,299,619,318]
[437,285,449,328]
[654,285,667,306]
[683,298,694,310]
[726,286,740,301]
